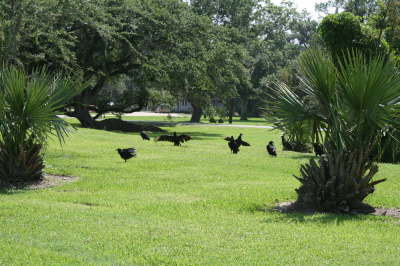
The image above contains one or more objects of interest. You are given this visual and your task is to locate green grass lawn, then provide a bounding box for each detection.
[0,125,399,264]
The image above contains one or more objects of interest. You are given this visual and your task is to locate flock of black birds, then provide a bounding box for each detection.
[116,130,282,162]
[116,130,326,162]
[116,131,193,162]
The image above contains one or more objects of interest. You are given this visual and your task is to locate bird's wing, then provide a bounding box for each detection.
[127,148,136,153]
[155,135,173,142]
[240,140,251,146]
[180,135,192,142]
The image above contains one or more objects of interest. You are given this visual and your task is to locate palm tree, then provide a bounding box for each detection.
[0,66,82,185]
[266,49,400,213]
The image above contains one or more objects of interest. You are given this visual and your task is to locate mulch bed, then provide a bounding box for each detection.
[0,174,78,191]
[28,174,78,189]
[275,201,400,219]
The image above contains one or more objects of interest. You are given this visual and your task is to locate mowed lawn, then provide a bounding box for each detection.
[0,124,399,264]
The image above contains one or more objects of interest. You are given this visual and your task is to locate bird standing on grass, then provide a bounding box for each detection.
[225,136,240,154]
[140,131,150,141]
[154,132,192,146]
[224,133,250,154]
[236,133,251,147]
[266,141,277,157]
[116,148,137,162]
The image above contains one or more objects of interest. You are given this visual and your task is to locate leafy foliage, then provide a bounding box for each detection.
[295,149,385,213]
[319,12,389,60]
[0,66,82,185]
[266,49,400,213]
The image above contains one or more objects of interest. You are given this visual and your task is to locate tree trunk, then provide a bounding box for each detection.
[228,99,234,124]
[190,104,203,123]
[240,98,248,121]
[74,104,95,127]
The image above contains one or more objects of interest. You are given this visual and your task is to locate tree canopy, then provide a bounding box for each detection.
[0,0,342,127]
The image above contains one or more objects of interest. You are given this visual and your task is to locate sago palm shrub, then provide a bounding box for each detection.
[0,66,81,185]
[266,49,400,213]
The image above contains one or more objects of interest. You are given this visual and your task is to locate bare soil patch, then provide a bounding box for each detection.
[275,201,400,219]
[371,208,400,218]
[27,174,78,190]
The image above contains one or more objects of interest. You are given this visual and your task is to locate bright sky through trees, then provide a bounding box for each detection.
[272,0,329,19]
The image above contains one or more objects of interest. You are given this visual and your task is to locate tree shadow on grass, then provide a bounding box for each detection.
[0,187,26,195]
[0,183,42,195]
[68,120,210,133]
[115,130,224,140]
[154,131,224,140]
[244,202,368,225]
[264,211,367,225]
[289,154,315,160]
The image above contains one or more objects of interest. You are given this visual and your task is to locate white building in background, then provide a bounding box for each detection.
[171,98,224,113]
[151,98,224,113]
[172,99,192,113]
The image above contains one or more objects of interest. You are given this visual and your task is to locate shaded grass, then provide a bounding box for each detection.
[103,115,268,126]
[0,125,399,264]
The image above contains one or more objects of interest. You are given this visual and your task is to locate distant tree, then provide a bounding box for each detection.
[0,0,216,129]
[315,0,379,19]
[344,0,379,19]
[190,0,255,122]
[383,0,400,58]
[315,0,346,15]
[191,0,316,121]
[319,12,389,60]
[251,2,318,119]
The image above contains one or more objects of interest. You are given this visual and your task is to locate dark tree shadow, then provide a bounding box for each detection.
[115,129,224,140]
[68,119,166,133]
[265,211,368,225]
[243,202,370,224]
[0,184,37,195]
[290,154,315,160]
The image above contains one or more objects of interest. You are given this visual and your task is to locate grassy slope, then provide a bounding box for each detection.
[0,125,399,264]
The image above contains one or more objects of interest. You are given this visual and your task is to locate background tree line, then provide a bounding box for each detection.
[0,0,317,128]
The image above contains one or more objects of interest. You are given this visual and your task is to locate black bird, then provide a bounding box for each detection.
[116,148,137,162]
[179,134,193,142]
[172,132,181,146]
[154,134,173,142]
[313,143,325,156]
[225,136,240,154]
[224,134,250,154]
[266,141,277,157]
[155,132,192,146]
[140,131,150,141]
[236,133,250,147]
